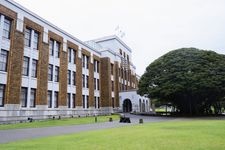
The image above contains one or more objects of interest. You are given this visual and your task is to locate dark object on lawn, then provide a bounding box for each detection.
[119,116,131,123]
[95,117,97,123]
[139,118,143,124]
[28,117,33,122]
[109,117,113,122]
[58,116,61,120]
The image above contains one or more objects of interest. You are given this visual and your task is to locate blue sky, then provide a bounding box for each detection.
[14,0,225,75]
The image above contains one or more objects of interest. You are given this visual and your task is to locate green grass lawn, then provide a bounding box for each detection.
[1,119,225,150]
[0,115,119,130]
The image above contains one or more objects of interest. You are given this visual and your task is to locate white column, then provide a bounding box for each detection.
[43,27,48,43]
[16,13,24,32]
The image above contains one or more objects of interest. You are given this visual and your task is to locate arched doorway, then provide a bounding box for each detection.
[123,99,132,112]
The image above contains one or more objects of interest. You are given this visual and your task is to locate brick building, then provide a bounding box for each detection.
[0,0,150,122]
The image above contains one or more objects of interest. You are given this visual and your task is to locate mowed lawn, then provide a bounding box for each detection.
[0,115,119,130]
[1,120,225,150]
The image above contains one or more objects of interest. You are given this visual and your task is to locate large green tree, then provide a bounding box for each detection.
[138,48,225,115]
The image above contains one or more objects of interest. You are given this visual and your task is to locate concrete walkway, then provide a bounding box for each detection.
[0,114,176,144]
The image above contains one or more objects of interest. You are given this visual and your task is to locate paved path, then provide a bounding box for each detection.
[0,114,176,144]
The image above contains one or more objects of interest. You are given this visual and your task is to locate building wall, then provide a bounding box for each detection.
[0,1,139,122]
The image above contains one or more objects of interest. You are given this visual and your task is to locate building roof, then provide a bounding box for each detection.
[92,35,132,53]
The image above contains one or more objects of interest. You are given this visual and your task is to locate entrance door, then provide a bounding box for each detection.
[123,99,132,112]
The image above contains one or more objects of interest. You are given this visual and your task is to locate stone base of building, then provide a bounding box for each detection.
[0,104,119,124]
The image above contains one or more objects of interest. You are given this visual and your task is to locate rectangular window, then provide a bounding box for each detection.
[86,56,89,69]
[82,54,85,68]
[31,59,38,78]
[73,49,76,64]
[0,50,8,71]
[54,91,58,108]
[22,57,29,76]
[82,75,85,88]
[67,93,71,108]
[94,78,96,90]
[49,39,54,56]
[30,88,36,107]
[82,95,85,108]
[97,79,100,90]
[72,94,76,108]
[33,31,39,50]
[97,97,100,108]
[111,64,114,75]
[94,60,96,72]
[112,98,115,108]
[54,66,59,82]
[3,18,11,39]
[48,64,53,81]
[112,81,114,91]
[72,71,76,86]
[68,70,71,85]
[0,84,5,107]
[86,76,89,88]
[97,61,99,73]
[68,48,71,63]
[47,91,52,108]
[55,42,60,58]
[86,96,89,108]
[94,96,97,109]
[20,87,28,107]
[24,28,31,47]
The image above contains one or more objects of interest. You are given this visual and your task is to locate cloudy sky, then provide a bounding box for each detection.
[14,0,225,75]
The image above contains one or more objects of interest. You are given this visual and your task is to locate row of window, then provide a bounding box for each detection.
[47,90,58,108]
[68,48,76,64]
[49,39,60,58]
[82,54,89,69]
[20,87,36,107]
[94,78,100,90]
[22,57,38,77]
[93,60,99,73]
[0,50,8,72]
[24,28,39,50]
[67,70,76,85]
[0,84,5,107]
[1,15,11,39]
[67,93,76,108]
[82,75,89,88]
[48,64,59,82]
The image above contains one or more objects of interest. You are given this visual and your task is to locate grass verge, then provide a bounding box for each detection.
[0,115,119,130]
[1,119,225,150]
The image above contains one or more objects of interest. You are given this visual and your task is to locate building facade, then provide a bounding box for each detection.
[0,0,150,122]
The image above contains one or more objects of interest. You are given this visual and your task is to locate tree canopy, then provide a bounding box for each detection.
[138,48,225,115]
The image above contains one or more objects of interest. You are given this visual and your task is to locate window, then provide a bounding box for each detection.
[68,48,71,63]
[82,95,85,108]
[21,87,28,107]
[94,60,99,73]
[54,91,58,108]
[94,78,96,90]
[86,96,89,108]
[73,49,76,64]
[67,93,71,108]
[97,79,100,90]
[31,59,38,78]
[72,94,76,108]
[82,54,85,68]
[49,39,54,56]
[97,97,100,108]
[68,70,71,85]
[72,71,76,86]
[22,57,29,76]
[82,75,85,88]
[112,98,115,108]
[86,76,89,88]
[0,84,5,107]
[48,64,53,81]
[24,28,31,47]
[111,64,114,75]
[86,56,89,69]
[112,81,114,91]
[30,88,36,107]
[3,18,11,39]
[120,49,122,55]
[0,50,8,71]
[54,66,59,82]
[94,96,97,109]
[47,91,52,108]
[33,31,39,50]
[55,42,60,58]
